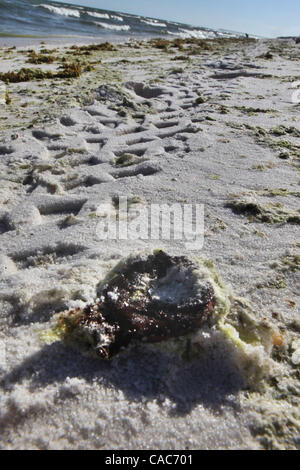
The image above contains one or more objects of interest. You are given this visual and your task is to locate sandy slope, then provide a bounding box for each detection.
[0,37,299,449]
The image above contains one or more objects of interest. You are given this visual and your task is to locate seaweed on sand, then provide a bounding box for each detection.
[5,90,11,105]
[0,67,54,82]
[148,37,213,53]
[114,153,139,167]
[56,62,82,79]
[69,42,116,53]
[226,196,300,224]
[0,62,82,83]
[26,50,57,64]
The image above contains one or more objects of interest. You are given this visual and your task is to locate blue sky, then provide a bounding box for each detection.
[57,0,300,37]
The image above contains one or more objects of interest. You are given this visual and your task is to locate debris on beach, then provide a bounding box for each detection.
[55,250,217,359]
[96,84,124,103]
[51,250,276,384]
[0,62,82,83]
[226,195,300,224]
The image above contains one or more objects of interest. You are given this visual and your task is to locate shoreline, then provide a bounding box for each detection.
[0,36,299,450]
[0,34,153,48]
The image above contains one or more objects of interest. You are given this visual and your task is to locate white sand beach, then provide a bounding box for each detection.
[0,37,299,450]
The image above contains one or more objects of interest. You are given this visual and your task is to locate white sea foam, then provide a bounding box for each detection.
[93,22,131,31]
[169,27,241,40]
[122,13,139,18]
[169,28,216,39]
[141,19,167,28]
[111,15,124,22]
[40,4,80,18]
[87,11,110,19]
[217,31,240,38]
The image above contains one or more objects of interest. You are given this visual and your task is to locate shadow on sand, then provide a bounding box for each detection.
[1,337,246,422]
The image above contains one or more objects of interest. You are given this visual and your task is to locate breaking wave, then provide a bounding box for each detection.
[1,0,251,43]
[141,19,167,28]
[87,11,110,19]
[39,4,80,18]
[111,15,123,22]
[93,22,131,32]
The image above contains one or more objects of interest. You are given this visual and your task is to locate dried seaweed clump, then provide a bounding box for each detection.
[114,153,139,167]
[148,37,213,53]
[279,255,300,273]
[70,42,116,53]
[26,50,57,64]
[5,90,11,105]
[57,251,216,359]
[0,63,82,83]
[57,62,82,79]
[226,196,300,224]
[0,67,54,83]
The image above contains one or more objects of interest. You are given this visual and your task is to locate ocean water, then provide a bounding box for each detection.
[0,0,248,44]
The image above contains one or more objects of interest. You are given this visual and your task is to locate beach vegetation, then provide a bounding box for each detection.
[170,39,185,51]
[40,48,58,54]
[114,153,137,167]
[251,164,267,171]
[57,62,82,78]
[226,197,300,224]
[88,212,99,219]
[0,67,54,82]
[69,42,116,53]
[261,188,292,197]
[280,255,300,272]
[148,38,170,51]
[81,63,95,72]
[273,140,297,150]
[171,55,190,61]
[264,277,287,289]
[27,50,57,64]
[168,67,184,74]
[219,105,230,114]
[0,62,82,83]
[246,124,267,136]
[270,126,300,137]
[278,151,290,160]
[148,37,215,53]
[5,90,11,104]
[235,106,276,115]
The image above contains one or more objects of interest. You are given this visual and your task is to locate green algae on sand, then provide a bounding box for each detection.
[226,196,300,224]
